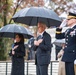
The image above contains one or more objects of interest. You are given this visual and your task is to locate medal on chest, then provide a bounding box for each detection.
[70,30,75,37]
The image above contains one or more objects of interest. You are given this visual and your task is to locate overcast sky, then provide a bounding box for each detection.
[73,0,76,3]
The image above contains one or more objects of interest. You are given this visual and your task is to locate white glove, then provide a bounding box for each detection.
[28,44,31,48]
[74,60,76,64]
[59,19,67,28]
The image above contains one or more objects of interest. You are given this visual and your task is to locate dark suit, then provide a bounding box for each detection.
[33,31,52,75]
[56,25,76,75]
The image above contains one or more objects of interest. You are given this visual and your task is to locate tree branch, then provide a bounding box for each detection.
[8,0,24,24]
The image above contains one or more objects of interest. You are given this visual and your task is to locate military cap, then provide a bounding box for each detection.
[67,6,76,20]
[67,12,76,19]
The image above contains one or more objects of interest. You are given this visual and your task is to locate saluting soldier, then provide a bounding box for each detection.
[55,11,76,75]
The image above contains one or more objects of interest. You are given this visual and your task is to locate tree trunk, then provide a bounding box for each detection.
[0,0,8,60]
[0,38,6,60]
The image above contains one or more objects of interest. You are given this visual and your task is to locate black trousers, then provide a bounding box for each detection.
[36,64,48,75]
[65,62,75,75]
[55,45,62,60]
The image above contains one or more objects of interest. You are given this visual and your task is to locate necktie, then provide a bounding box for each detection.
[37,35,42,40]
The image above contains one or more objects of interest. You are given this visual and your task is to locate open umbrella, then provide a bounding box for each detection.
[0,24,33,39]
[53,39,65,47]
[12,7,61,28]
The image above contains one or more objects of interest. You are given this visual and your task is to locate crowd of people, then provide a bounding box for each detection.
[8,7,76,75]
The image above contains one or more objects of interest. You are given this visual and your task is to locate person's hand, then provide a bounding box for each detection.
[74,60,76,64]
[57,50,64,58]
[38,39,43,44]
[12,51,15,55]
[59,19,67,28]
[34,39,43,46]
[12,45,18,51]
[28,44,31,48]
[34,40,39,46]
[14,45,19,49]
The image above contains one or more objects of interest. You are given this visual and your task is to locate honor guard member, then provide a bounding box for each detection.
[55,11,76,75]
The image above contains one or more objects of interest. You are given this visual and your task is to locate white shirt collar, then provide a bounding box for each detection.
[40,31,45,37]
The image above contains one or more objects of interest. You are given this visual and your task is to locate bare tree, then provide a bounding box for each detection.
[45,0,74,15]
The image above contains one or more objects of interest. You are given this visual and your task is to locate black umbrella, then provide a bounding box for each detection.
[0,24,33,39]
[12,7,61,28]
[53,39,65,47]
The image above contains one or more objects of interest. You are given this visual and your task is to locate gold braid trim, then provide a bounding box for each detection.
[56,31,61,34]
[67,16,76,19]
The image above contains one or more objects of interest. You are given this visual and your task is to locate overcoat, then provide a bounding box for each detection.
[9,42,25,75]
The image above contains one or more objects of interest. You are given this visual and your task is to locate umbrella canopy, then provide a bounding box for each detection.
[12,7,61,28]
[0,24,33,39]
[53,39,65,47]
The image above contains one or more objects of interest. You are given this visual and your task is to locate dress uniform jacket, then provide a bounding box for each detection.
[56,25,76,62]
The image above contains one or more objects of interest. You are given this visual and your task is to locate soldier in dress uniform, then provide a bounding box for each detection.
[55,11,76,75]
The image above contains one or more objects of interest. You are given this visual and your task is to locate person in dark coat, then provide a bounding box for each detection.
[9,34,25,75]
[27,36,35,60]
[55,11,76,75]
[55,45,62,60]
[33,21,52,75]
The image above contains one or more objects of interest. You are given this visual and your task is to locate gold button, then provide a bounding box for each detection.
[66,43,68,44]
